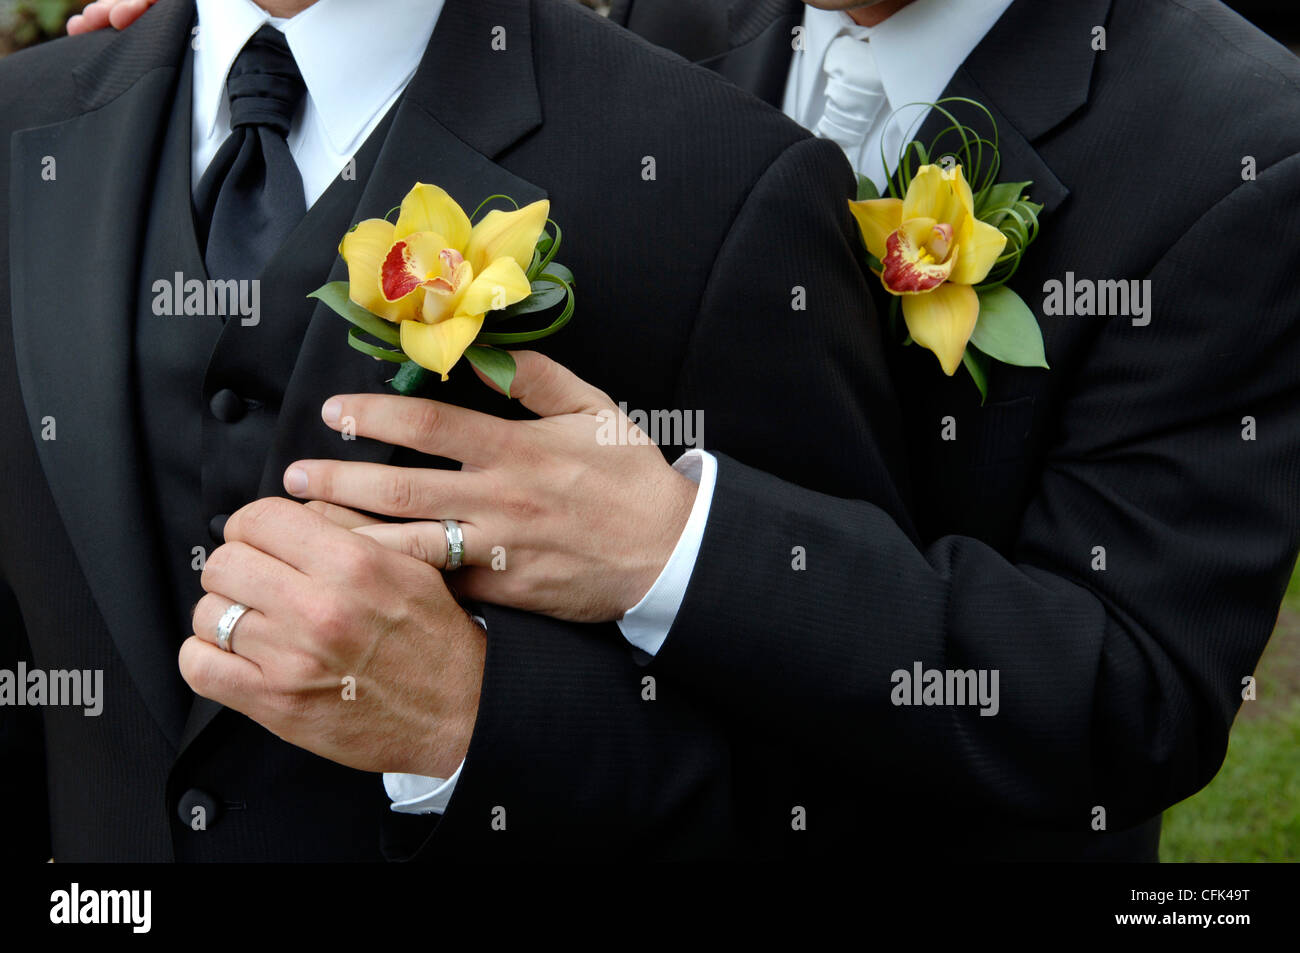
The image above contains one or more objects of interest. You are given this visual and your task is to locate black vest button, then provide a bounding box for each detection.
[210,388,247,423]
[176,787,221,829]
[208,514,229,543]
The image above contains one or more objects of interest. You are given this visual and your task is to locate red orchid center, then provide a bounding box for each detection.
[381,239,468,302]
[880,220,959,294]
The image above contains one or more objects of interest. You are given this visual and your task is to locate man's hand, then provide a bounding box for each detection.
[66,0,157,35]
[179,498,484,779]
[284,351,699,624]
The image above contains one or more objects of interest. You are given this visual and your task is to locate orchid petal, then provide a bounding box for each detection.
[458,257,532,319]
[949,217,1008,286]
[394,183,472,250]
[340,219,419,323]
[902,282,980,376]
[944,163,977,219]
[465,199,550,275]
[399,312,485,381]
[849,198,903,262]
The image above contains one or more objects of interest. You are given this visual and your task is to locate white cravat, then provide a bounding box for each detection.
[812,32,888,170]
[782,0,1016,188]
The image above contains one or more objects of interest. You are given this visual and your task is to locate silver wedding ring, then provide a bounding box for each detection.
[216,603,250,654]
[442,519,464,572]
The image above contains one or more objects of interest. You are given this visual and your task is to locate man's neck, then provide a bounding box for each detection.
[257,0,318,17]
[847,0,916,28]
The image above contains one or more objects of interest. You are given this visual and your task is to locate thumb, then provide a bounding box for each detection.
[472,349,615,418]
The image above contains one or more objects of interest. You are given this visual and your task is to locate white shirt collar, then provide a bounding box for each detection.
[799,0,1015,135]
[193,0,444,156]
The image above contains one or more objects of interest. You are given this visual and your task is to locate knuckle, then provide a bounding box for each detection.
[339,536,384,580]
[499,570,537,607]
[382,473,417,515]
[303,597,349,642]
[265,654,320,699]
[405,400,443,443]
[500,489,542,525]
[199,542,235,587]
[229,497,290,539]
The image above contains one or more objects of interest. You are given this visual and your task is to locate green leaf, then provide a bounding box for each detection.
[347,327,408,362]
[308,281,402,346]
[542,262,575,286]
[962,347,991,404]
[476,272,575,346]
[526,231,557,282]
[975,180,1031,223]
[970,285,1049,369]
[855,174,880,201]
[464,345,517,397]
[491,278,567,320]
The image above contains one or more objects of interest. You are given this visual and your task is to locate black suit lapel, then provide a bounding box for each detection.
[9,0,198,745]
[178,0,550,754]
[910,0,1115,217]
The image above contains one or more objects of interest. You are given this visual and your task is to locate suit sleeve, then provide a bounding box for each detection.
[0,578,51,861]
[397,136,915,859]
[650,153,1300,832]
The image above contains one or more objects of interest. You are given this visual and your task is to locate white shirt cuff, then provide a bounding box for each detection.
[384,761,463,815]
[383,614,484,815]
[616,449,718,657]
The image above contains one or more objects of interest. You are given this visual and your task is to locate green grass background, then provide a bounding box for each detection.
[1160,562,1300,861]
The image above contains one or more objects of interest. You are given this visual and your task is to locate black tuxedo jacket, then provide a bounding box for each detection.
[0,0,914,859]
[611,0,1300,858]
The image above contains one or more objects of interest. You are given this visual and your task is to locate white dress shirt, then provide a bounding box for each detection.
[191,0,452,813]
[616,0,1015,659]
[192,0,443,206]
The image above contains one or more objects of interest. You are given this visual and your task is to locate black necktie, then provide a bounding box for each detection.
[195,25,308,283]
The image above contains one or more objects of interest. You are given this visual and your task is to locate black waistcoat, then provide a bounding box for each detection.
[134,50,395,638]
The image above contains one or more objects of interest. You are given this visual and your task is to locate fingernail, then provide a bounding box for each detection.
[322,399,342,426]
[285,467,308,495]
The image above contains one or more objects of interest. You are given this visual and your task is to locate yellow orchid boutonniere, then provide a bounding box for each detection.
[849,98,1047,400]
[309,183,575,396]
